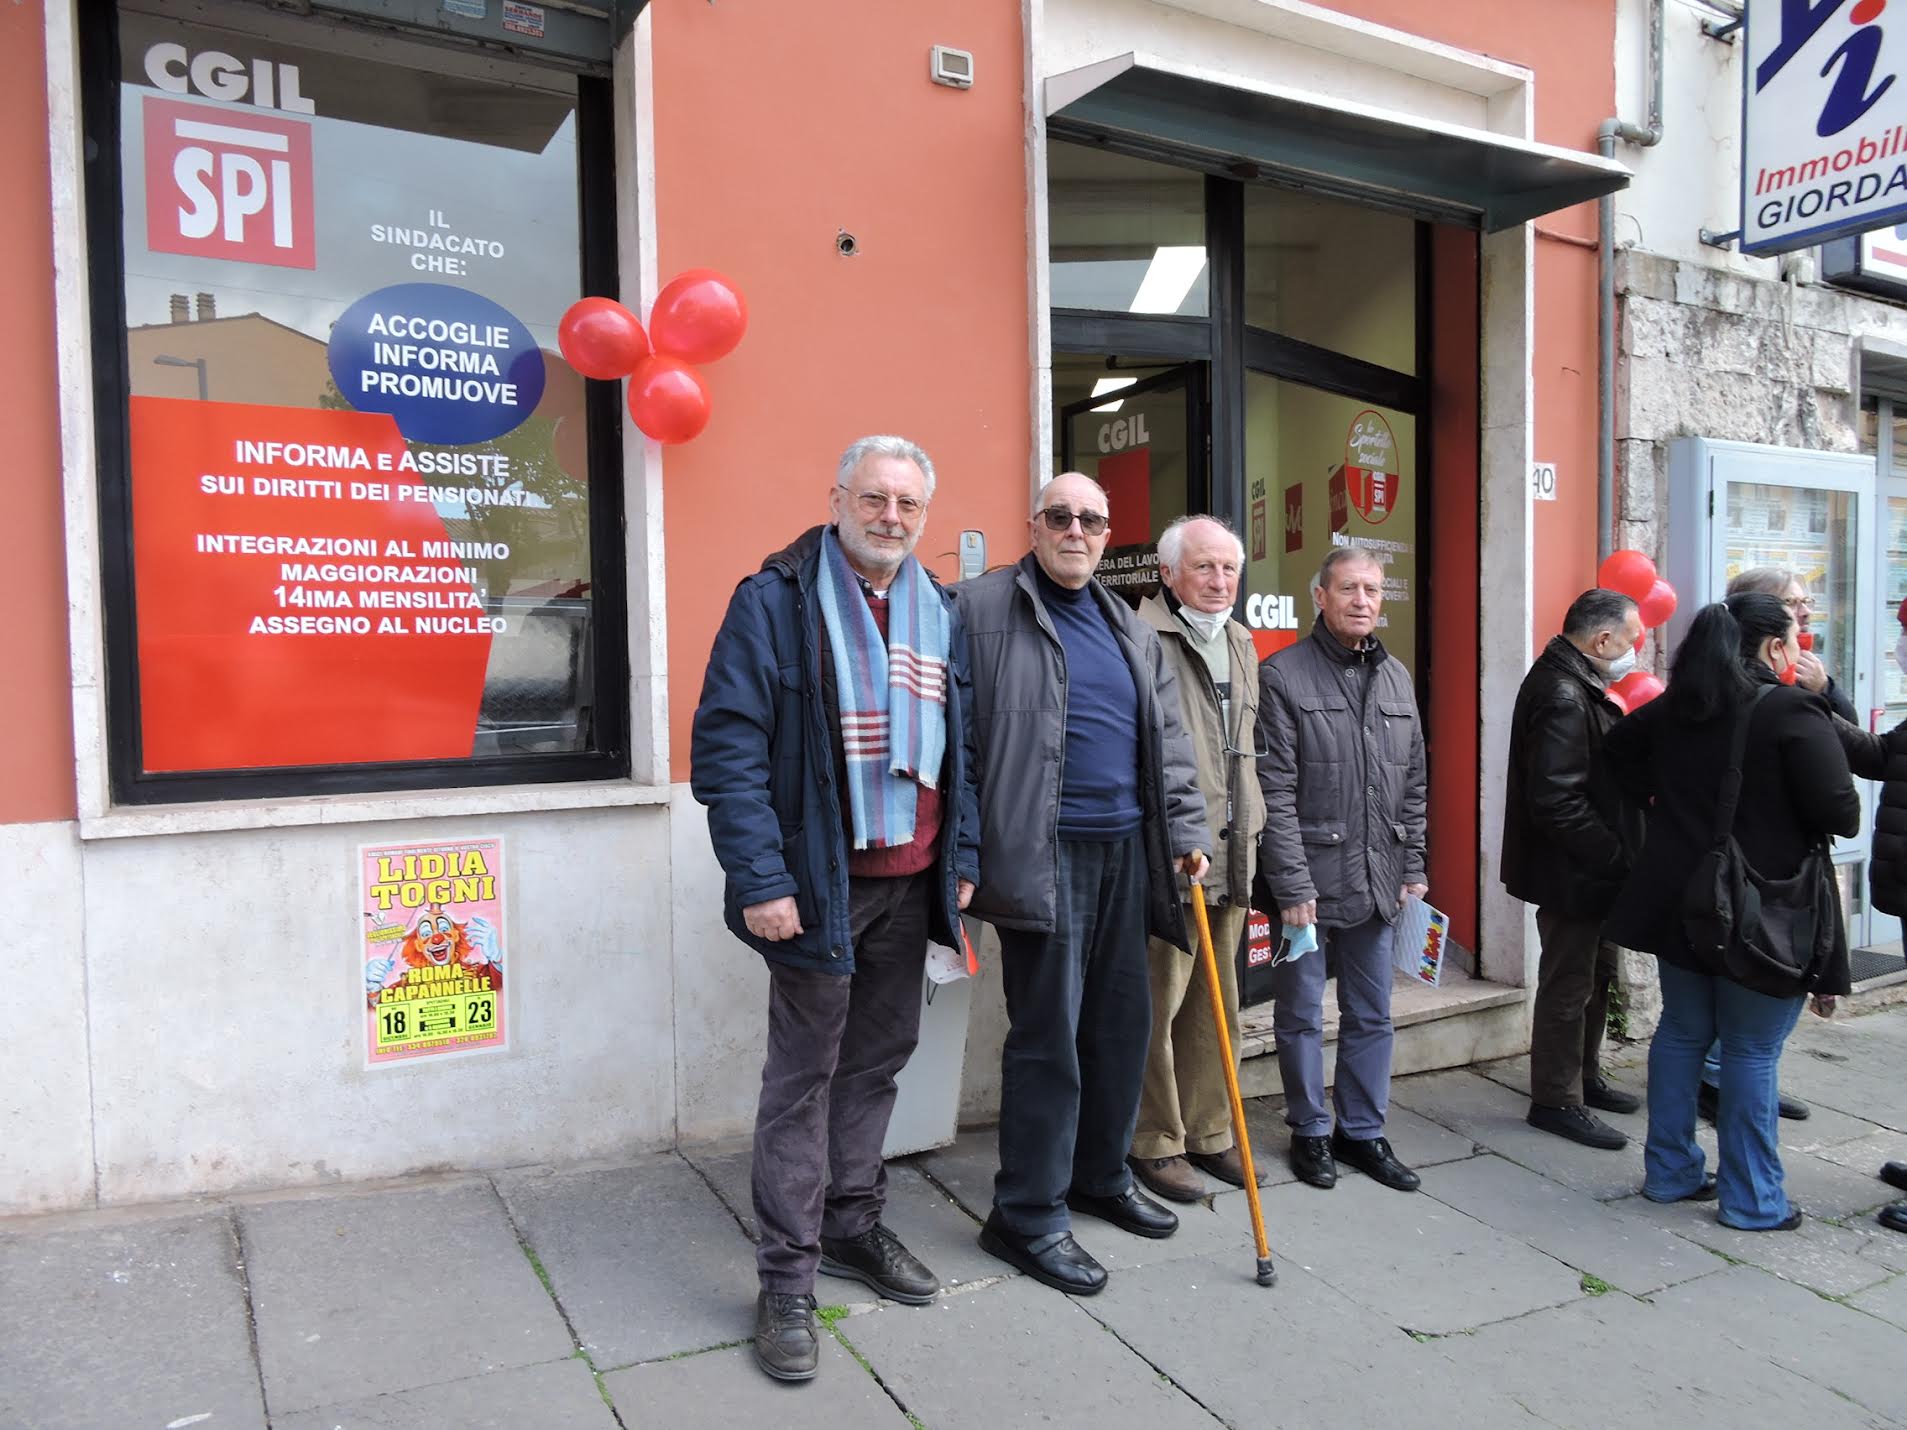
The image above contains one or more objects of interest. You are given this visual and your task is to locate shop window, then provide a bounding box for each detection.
[1244,374,1418,676]
[1243,186,1416,375]
[86,3,627,802]
[1048,145,1208,318]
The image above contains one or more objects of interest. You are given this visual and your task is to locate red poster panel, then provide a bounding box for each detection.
[130,397,495,771]
[1327,465,1349,534]
[143,96,317,270]
[1097,446,1152,549]
[1283,483,1305,553]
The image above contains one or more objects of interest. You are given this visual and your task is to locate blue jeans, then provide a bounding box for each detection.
[1644,962,1805,1229]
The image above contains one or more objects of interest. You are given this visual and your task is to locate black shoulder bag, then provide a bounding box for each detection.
[1681,686,1838,998]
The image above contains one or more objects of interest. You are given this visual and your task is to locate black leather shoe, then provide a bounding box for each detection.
[1583,1077,1642,1115]
[753,1291,818,1382]
[1880,1162,1907,1193]
[1066,1184,1178,1239]
[1878,1202,1907,1234]
[1724,1208,1803,1232]
[1677,1174,1718,1202]
[1700,1082,1810,1122]
[819,1224,938,1305]
[1289,1135,1337,1188]
[1528,1103,1628,1150]
[978,1213,1108,1295]
[1331,1132,1421,1192]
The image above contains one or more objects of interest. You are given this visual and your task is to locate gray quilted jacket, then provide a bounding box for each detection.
[953,554,1211,951]
[1254,618,1427,928]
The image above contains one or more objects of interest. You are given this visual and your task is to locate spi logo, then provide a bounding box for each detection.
[1758,0,1896,138]
[143,96,315,269]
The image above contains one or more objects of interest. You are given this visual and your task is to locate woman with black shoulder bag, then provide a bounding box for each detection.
[1604,591,1859,1231]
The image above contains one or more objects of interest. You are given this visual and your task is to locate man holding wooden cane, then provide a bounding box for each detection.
[1128,516,1269,1203]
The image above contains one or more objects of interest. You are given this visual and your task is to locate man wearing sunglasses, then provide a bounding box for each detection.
[955,472,1210,1296]
[691,435,981,1382]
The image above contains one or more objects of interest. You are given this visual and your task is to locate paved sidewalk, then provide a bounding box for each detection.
[7,1007,1907,1429]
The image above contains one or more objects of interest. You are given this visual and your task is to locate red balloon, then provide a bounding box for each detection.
[1604,686,1630,715]
[1611,670,1665,711]
[626,355,711,444]
[558,297,649,380]
[1597,549,1658,602]
[1637,577,1678,630]
[1633,635,1645,655]
[649,269,748,364]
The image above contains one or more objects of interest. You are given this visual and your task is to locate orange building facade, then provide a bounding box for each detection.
[2,0,1622,1211]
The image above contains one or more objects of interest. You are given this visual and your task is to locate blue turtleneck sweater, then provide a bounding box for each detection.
[1037,569,1142,840]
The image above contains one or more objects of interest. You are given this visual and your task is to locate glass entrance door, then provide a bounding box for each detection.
[1056,359,1207,604]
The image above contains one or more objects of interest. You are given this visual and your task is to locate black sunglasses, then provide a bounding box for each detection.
[1038,505,1110,536]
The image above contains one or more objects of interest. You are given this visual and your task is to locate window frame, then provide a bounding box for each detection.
[80,1,631,805]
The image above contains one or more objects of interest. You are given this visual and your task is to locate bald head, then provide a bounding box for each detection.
[1030,472,1112,589]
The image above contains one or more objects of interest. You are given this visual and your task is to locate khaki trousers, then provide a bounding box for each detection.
[1131,901,1248,1160]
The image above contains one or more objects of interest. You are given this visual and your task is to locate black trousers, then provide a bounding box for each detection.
[751,870,930,1293]
[992,834,1151,1238]
[1530,906,1617,1109]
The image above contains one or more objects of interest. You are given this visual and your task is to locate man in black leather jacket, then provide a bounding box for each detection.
[1502,589,1646,1149]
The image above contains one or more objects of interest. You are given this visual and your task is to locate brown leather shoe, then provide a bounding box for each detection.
[1127,1154,1208,1203]
[1187,1145,1268,1188]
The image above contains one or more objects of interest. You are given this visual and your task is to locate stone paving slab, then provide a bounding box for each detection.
[1810,1125,1907,1176]
[492,1155,757,1370]
[604,1336,913,1428]
[274,1357,617,1429]
[1849,1269,1907,1331]
[1778,1024,1907,1132]
[837,1275,1220,1430]
[1209,1169,1586,1334]
[1086,1252,1549,1429]
[1441,1287,1896,1430]
[1617,1191,1896,1299]
[910,1128,998,1221]
[0,1209,267,1430]
[1066,1192,1262,1275]
[1391,1068,1657,1200]
[678,1139,1004,1294]
[1649,1264,1907,1425]
[239,1180,574,1415]
[1422,1153,1721,1295]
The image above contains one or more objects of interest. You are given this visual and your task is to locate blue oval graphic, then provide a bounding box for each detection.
[328,283,546,445]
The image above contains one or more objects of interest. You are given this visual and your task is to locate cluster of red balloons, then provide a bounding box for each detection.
[555,270,749,445]
[1597,549,1677,712]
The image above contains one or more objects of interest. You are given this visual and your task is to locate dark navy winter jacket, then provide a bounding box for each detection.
[690,526,982,973]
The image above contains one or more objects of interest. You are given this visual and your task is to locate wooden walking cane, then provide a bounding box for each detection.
[1190,877,1277,1287]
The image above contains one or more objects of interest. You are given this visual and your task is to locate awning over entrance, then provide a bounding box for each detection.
[1045,53,1628,231]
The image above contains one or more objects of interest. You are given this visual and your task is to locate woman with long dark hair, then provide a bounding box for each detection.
[1604,592,1858,1230]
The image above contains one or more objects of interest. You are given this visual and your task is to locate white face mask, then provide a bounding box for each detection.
[1895,632,1907,678]
[1598,647,1639,683]
[1178,604,1233,641]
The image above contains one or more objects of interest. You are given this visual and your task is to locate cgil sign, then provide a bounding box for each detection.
[1742,0,1907,255]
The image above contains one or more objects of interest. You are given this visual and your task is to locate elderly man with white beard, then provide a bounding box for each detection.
[691,435,981,1383]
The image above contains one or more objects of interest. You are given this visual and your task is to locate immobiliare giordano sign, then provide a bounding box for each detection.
[1743,0,1907,256]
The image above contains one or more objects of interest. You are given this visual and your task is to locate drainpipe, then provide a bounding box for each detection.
[1597,0,1666,563]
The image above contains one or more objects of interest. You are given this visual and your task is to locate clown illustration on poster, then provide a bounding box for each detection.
[360,836,508,1066]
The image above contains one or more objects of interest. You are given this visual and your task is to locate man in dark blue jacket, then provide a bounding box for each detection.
[691,435,980,1384]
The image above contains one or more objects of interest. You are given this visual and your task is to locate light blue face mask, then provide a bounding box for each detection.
[1271,921,1317,967]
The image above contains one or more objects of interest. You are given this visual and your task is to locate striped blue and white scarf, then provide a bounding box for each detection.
[816,525,949,849]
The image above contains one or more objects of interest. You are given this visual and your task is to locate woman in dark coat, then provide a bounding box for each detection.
[1604,592,1859,1231]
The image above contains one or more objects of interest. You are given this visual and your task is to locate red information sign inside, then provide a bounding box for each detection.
[143,96,316,270]
[130,397,495,771]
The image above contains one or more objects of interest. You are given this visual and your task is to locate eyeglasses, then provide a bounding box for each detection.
[1037,505,1110,536]
[1782,594,1813,611]
[839,486,926,520]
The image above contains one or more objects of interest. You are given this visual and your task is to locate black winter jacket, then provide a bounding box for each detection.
[1603,668,1860,994]
[689,527,981,974]
[1830,718,1907,919]
[1500,637,1644,919]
